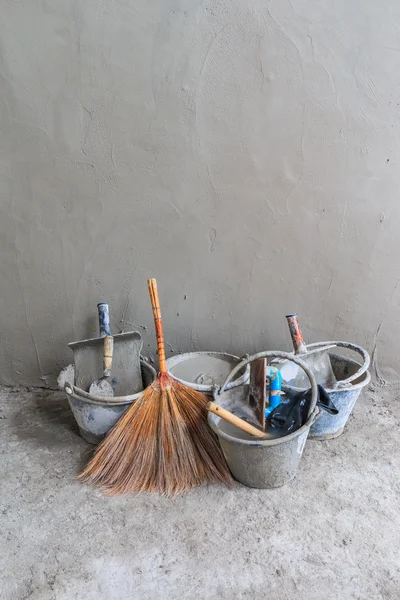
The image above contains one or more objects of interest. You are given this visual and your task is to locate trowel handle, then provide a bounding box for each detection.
[103,336,113,377]
[98,303,111,337]
[207,402,266,438]
[286,314,307,354]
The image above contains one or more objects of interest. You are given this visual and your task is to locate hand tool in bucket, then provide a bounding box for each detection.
[79,279,233,496]
[248,358,266,430]
[279,314,337,389]
[68,305,143,397]
[211,351,319,439]
[88,303,114,397]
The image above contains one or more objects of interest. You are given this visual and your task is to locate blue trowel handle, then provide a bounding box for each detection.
[97,303,111,337]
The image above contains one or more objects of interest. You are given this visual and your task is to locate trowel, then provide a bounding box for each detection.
[69,303,143,397]
[88,304,115,397]
[248,359,285,430]
[248,358,266,431]
[278,314,337,389]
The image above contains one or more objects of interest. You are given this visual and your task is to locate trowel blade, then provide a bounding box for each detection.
[89,377,115,397]
[278,345,337,389]
[248,358,266,431]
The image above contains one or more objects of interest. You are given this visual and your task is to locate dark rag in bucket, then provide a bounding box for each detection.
[266,385,338,436]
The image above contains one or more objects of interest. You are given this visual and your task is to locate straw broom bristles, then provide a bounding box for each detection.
[79,279,233,496]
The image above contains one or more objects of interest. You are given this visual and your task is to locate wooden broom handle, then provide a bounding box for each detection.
[148,278,167,373]
[207,402,265,438]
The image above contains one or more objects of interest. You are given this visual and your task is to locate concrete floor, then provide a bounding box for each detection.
[1,385,399,600]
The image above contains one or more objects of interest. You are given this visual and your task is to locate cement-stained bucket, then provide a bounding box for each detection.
[63,360,157,444]
[208,351,319,489]
[282,342,370,440]
[166,352,250,399]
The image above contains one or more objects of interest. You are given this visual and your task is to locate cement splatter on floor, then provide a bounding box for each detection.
[0,385,399,599]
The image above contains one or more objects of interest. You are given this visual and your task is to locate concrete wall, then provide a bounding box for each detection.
[1,0,399,387]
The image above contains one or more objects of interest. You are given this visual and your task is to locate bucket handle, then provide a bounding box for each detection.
[218,351,318,419]
[65,382,140,404]
[305,341,370,388]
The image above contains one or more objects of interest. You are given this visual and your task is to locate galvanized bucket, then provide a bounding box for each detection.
[166,351,250,399]
[282,342,370,440]
[64,360,157,444]
[208,351,319,489]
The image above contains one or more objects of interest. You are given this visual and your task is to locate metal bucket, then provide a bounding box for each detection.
[208,351,319,489]
[282,342,370,440]
[166,351,250,399]
[64,360,157,444]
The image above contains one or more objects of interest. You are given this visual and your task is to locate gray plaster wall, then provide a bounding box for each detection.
[1,0,399,387]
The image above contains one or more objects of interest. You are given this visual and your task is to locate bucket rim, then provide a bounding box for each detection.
[282,353,371,394]
[166,351,250,392]
[208,405,319,447]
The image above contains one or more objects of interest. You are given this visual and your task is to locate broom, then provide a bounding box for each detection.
[79,278,233,496]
